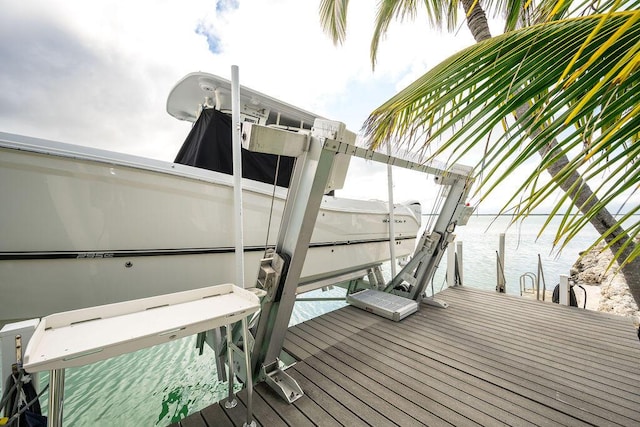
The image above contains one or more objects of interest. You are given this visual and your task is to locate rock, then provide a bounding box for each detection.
[571,242,640,328]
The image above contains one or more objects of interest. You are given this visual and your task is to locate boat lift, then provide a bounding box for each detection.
[239,117,474,403]
[0,100,475,427]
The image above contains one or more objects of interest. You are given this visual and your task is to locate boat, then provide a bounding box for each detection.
[0,72,421,324]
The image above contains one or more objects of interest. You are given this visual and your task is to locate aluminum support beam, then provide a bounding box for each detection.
[323,139,470,181]
[251,125,341,387]
[408,175,472,301]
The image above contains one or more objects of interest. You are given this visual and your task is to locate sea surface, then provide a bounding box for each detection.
[2,215,601,425]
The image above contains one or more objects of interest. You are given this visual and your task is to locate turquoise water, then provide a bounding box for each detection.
[2,215,601,425]
[430,214,600,295]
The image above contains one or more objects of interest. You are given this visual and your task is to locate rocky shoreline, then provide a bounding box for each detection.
[570,242,640,328]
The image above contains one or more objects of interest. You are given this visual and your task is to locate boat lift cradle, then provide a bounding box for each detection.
[240,117,474,404]
[167,71,474,403]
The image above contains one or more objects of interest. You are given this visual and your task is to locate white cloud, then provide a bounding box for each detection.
[0,0,511,210]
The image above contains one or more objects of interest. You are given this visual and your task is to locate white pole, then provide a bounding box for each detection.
[231,65,245,288]
[456,241,463,285]
[447,243,455,288]
[559,274,569,306]
[386,144,396,277]
[497,233,506,293]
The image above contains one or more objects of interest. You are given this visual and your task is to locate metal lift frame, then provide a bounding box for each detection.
[241,118,474,403]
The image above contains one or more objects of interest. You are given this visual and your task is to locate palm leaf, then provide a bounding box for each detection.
[363,11,640,266]
[319,0,350,45]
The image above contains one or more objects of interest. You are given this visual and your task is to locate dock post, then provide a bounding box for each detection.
[48,368,65,427]
[496,233,506,293]
[559,274,570,306]
[456,241,463,285]
[447,244,456,288]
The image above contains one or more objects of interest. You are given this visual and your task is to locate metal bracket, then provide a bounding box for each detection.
[422,297,449,309]
[262,359,303,403]
[256,250,286,302]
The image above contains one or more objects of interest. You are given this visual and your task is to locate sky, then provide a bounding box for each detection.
[2,0,628,219]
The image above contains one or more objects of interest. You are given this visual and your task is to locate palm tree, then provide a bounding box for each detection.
[320,1,640,304]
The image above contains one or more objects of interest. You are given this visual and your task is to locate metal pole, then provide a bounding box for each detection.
[48,368,65,427]
[386,144,396,277]
[225,323,237,408]
[242,316,256,427]
[456,241,463,285]
[231,65,245,288]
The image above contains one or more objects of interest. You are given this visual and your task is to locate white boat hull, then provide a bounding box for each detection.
[0,134,420,322]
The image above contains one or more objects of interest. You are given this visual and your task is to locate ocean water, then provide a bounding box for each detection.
[430,214,600,295]
[2,215,601,425]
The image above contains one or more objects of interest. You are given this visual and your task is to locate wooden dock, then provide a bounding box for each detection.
[172,286,640,426]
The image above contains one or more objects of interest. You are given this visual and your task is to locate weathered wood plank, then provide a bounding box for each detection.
[199,401,234,427]
[236,386,288,427]
[176,286,640,427]
[252,383,313,427]
[219,391,256,427]
[289,364,369,427]
[293,360,396,426]
[330,322,590,427]
[178,413,207,427]
[367,310,640,424]
[412,307,640,391]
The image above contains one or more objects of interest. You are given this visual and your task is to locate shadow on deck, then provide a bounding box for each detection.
[173,286,640,426]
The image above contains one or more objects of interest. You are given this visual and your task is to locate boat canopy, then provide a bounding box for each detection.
[174,108,295,188]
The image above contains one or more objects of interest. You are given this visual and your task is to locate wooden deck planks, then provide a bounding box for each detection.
[173,286,640,426]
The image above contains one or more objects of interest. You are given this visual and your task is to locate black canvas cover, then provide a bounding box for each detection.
[174,108,294,187]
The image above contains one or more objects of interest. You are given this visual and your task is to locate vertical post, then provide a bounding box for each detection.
[497,233,506,293]
[48,368,65,427]
[231,65,245,288]
[1,320,39,392]
[447,244,455,288]
[241,316,256,427]
[386,144,396,277]
[536,255,542,301]
[559,274,570,306]
[225,323,237,408]
[456,241,463,285]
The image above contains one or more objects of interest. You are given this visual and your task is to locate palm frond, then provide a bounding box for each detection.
[363,11,640,265]
[319,0,350,45]
[371,1,438,69]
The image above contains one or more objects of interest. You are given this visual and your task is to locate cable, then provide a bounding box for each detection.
[263,155,281,255]
[2,383,48,426]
